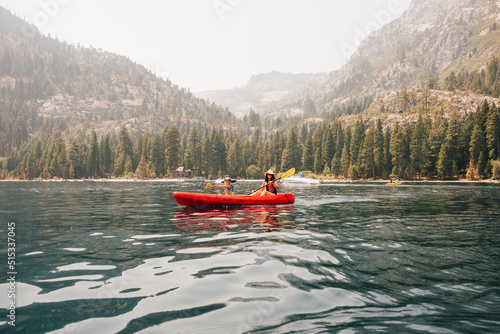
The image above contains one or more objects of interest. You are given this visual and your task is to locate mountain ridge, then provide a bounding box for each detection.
[195,71,327,118]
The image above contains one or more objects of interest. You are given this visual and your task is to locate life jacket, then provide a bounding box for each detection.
[266,182,277,194]
[224,184,234,195]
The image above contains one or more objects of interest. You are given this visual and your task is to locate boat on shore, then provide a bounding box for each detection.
[173,192,295,208]
[282,175,320,185]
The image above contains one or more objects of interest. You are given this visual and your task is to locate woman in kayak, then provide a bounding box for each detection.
[257,170,279,196]
[215,177,234,195]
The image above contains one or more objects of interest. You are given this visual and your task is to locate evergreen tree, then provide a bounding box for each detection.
[374,119,385,178]
[281,128,301,171]
[165,125,181,174]
[68,140,82,179]
[227,137,243,177]
[340,142,350,178]
[424,120,445,178]
[410,115,427,179]
[211,126,227,176]
[313,149,323,174]
[321,127,335,172]
[349,120,365,178]
[115,125,134,177]
[86,131,99,178]
[302,132,314,171]
[150,133,166,177]
[99,134,113,177]
[437,112,460,179]
[135,155,150,179]
[270,131,285,171]
[486,104,500,161]
[390,122,406,178]
[185,126,201,170]
[201,130,213,177]
[359,127,375,179]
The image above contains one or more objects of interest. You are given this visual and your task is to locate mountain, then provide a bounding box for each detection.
[0,6,239,156]
[271,0,500,120]
[195,71,327,118]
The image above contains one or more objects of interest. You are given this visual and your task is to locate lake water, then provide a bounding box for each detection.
[0,181,499,333]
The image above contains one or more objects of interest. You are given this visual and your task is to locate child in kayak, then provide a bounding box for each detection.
[255,169,279,196]
[215,177,235,195]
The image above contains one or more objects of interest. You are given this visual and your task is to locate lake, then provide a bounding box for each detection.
[0,181,499,333]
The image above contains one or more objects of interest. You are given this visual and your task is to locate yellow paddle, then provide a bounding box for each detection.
[248,168,295,195]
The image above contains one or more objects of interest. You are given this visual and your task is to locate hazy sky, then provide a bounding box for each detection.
[0,0,412,92]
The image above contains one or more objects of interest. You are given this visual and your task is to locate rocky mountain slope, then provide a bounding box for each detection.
[195,71,326,118]
[0,6,238,144]
[268,0,500,123]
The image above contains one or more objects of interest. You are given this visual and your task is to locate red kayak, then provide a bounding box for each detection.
[173,192,295,207]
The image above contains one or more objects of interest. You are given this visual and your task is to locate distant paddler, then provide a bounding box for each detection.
[206,177,235,195]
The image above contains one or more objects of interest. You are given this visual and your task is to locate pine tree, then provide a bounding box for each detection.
[424,120,445,178]
[359,127,375,179]
[201,130,213,177]
[68,140,82,179]
[313,149,322,174]
[321,127,335,172]
[211,126,227,176]
[349,120,365,177]
[115,125,134,177]
[270,131,285,171]
[390,122,406,178]
[150,133,166,177]
[86,131,99,178]
[165,125,180,174]
[135,155,150,179]
[227,137,243,177]
[437,112,460,179]
[185,126,201,170]
[486,104,500,161]
[302,132,314,171]
[410,115,427,179]
[281,128,301,171]
[99,134,113,177]
[340,142,350,178]
[374,119,385,178]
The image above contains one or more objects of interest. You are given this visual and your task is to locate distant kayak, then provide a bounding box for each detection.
[173,192,295,207]
[386,182,402,186]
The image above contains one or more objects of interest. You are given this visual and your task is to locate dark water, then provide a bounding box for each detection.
[1,181,499,333]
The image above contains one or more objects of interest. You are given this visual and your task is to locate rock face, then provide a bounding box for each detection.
[199,0,500,121]
[312,0,500,107]
[195,71,327,118]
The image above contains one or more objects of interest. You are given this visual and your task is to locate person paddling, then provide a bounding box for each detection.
[215,177,235,195]
[258,170,279,196]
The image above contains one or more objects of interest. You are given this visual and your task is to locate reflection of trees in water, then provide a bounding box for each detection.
[173,205,295,234]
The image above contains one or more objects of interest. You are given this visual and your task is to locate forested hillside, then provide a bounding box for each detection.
[1,2,499,181]
[0,6,241,157]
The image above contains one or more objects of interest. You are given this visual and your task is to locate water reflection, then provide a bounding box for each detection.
[173,205,295,234]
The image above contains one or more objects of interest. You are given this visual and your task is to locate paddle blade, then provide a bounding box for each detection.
[205,183,213,189]
[280,168,295,180]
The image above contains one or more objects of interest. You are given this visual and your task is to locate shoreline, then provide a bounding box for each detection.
[0,178,498,183]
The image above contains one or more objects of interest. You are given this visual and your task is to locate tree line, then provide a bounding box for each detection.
[2,100,499,180]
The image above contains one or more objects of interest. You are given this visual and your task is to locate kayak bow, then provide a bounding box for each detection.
[173,192,295,208]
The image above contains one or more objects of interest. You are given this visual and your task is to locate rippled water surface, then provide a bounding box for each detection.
[1,181,499,333]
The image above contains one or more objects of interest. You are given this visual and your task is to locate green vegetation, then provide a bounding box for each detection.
[2,100,498,180]
[1,7,500,181]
